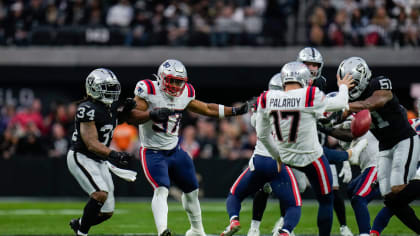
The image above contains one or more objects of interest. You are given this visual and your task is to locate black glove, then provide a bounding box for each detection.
[149,108,172,123]
[118,98,137,123]
[232,102,249,116]
[122,98,137,113]
[317,122,333,135]
[108,150,132,165]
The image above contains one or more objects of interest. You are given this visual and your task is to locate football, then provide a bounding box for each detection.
[351,109,372,138]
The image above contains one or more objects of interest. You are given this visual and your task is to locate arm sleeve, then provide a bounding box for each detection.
[325,84,349,112]
[255,109,281,161]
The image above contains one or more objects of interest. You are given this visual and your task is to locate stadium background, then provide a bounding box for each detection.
[0,0,420,235]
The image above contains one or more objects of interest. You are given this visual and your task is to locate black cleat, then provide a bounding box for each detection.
[160,229,172,236]
[69,218,80,234]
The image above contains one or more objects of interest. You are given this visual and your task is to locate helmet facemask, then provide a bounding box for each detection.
[160,73,187,97]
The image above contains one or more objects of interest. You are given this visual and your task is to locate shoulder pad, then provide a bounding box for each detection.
[185,83,195,98]
[371,76,392,90]
[77,103,96,122]
[143,79,156,95]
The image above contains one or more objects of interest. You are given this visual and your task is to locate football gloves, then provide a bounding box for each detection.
[339,161,352,183]
[117,98,137,123]
[232,102,249,116]
[150,108,172,123]
[109,150,132,165]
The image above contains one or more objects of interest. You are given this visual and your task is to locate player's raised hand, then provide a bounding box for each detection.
[150,108,172,123]
[109,150,132,165]
[337,73,355,90]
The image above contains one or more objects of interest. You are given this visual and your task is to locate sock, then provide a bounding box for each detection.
[182,189,204,233]
[226,193,242,220]
[250,220,261,229]
[91,213,112,226]
[152,187,169,235]
[351,195,371,234]
[333,190,347,226]
[252,189,269,221]
[371,207,393,234]
[317,193,333,236]
[79,198,104,234]
[282,205,301,233]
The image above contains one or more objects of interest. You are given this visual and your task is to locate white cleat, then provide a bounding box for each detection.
[349,138,368,165]
[339,225,354,236]
[186,228,206,236]
[271,217,284,235]
[247,227,260,236]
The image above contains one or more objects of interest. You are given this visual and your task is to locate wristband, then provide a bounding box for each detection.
[219,104,225,118]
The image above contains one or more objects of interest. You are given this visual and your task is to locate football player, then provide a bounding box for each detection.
[319,115,381,236]
[67,68,136,236]
[369,101,420,236]
[129,59,249,236]
[221,73,302,236]
[249,47,355,236]
[337,57,420,235]
[256,61,354,236]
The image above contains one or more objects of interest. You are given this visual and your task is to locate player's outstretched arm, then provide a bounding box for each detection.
[186,99,248,118]
[124,96,151,125]
[349,90,393,112]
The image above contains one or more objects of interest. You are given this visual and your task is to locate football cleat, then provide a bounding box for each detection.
[220,219,241,236]
[271,217,284,234]
[247,227,260,236]
[186,228,206,236]
[69,218,80,234]
[160,229,172,236]
[339,225,354,236]
[349,138,368,165]
[277,229,290,236]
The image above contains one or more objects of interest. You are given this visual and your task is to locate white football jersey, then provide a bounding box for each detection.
[257,86,326,167]
[337,120,379,172]
[134,79,195,150]
[250,111,272,157]
[256,85,349,167]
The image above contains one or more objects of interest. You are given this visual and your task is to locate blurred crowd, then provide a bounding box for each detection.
[0,98,257,160]
[0,0,419,47]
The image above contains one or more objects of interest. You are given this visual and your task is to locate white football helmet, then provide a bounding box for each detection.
[297,47,324,80]
[156,59,188,97]
[280,61,311,87]
[268,73,283,91]
[85,68,121,105]
[337,57,372,101]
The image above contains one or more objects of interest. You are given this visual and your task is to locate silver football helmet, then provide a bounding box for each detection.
[280,61,311,87]
[268,73,283,90]
[156,59,188,97]
[85,68,121,105]
[337,57,372,101]
[417,98,420,117]
[297,47,324,80]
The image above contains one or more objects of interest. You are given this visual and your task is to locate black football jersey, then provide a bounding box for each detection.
[313,75,328,146]
[312,76,328,93]
[70,99,118,160]
[355,76,416,150]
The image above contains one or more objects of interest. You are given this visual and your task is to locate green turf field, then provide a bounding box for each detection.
[0,199,418,235]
